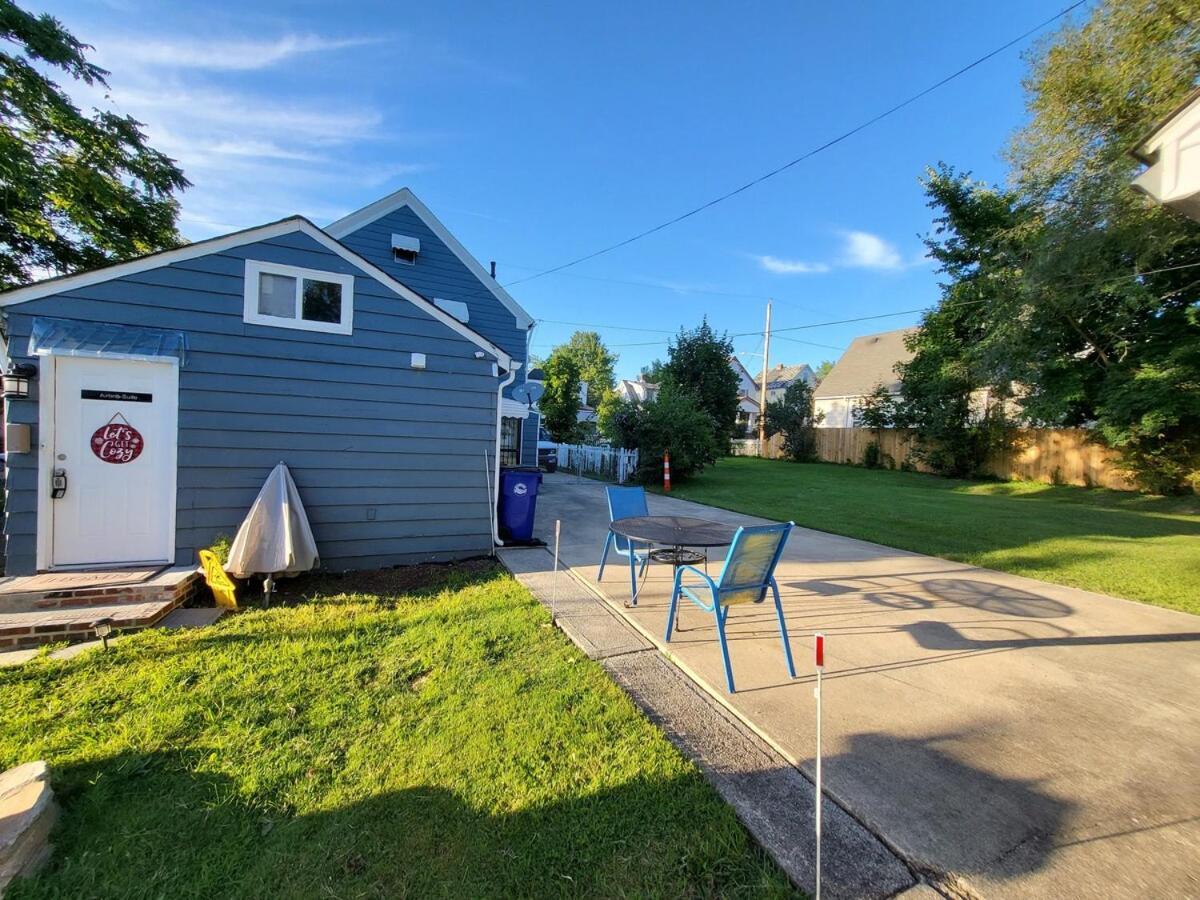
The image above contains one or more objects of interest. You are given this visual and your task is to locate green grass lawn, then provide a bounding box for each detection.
[666,458,1200,615]
[0,563,797,899]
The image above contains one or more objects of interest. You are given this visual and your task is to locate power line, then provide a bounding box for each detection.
[537,317,673,334]
[502,1,1087,288]
[503,262,829,315]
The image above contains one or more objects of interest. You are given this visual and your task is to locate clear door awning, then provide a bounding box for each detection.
[28,317,188,364]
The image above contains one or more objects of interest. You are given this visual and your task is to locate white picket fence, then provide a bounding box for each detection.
[554,443,639,483]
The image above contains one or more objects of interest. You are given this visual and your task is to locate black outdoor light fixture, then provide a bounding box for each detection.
[2,362,37,400]
[92,617,114,651]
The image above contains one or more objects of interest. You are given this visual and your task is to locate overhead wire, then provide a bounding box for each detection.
[502,1,1088,288]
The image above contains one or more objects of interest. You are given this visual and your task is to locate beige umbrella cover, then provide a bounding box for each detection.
[226,462,319,578]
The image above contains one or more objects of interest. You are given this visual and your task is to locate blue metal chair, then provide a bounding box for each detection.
[597,486,650,604]
[665,522,796,693]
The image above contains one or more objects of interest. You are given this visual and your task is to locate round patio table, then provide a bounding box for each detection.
[609,515,737,610]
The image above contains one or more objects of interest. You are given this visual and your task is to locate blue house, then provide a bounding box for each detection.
[0,189,539,575]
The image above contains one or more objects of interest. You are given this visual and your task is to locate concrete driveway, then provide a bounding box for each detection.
[531,473,1200,899]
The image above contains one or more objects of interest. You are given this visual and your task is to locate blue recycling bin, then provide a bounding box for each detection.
[498,467,543,542]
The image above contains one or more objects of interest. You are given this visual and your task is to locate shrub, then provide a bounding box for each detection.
[629,386,717,484]
[862,441,882,469]
[764,380,822,462]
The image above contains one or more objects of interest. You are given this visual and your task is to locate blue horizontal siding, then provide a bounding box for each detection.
[3,227,503,574]
[334,204,542,469]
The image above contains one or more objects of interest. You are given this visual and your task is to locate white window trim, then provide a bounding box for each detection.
[243,259,354,335]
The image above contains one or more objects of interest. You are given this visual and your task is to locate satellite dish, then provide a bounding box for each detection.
[511,382,545,408]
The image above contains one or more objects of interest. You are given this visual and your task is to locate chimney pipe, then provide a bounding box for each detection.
[490,260,496,279]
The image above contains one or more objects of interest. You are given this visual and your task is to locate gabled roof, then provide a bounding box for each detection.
[0,217,513,370]
[325,187,534,330]
[813,327,916,399]
[757,363,815,390]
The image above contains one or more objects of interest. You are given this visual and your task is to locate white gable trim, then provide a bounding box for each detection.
[325,187,535,330]
[0,217,513,370]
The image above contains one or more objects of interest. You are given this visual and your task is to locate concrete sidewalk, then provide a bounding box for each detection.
[530,473,1200,899]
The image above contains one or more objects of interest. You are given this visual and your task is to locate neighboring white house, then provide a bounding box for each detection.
[729,357,761,436]
[813,328,916,427]
[615,377,659,405]
[1132,87,1200,221]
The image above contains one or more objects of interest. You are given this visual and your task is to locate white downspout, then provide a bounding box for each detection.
[491,361,521,546]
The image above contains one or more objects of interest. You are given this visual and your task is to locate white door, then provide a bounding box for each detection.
[49,356,178,568]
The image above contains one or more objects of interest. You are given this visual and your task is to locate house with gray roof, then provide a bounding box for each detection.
[813,327,916,427]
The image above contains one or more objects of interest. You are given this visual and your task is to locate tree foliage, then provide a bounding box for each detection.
[660,319,740,456]
[0,1,189,288]
[813,360,835,383]
[764,379,822,462]
[622,384,718,484]
[560,330,616,407]
[538,348,582,443]
[901,0,1200,492]
[640,358,668,384]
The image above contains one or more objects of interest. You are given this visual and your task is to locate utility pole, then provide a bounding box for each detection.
[758,300,772,456]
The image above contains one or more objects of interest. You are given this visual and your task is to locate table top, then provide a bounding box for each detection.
[611,515,737,548]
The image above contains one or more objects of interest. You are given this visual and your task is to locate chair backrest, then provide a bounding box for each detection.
[717,522,794,606]
[606,486,648,552]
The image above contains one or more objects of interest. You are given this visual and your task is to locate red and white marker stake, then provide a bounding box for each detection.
[814,632,825,900]
[663,450,672,492]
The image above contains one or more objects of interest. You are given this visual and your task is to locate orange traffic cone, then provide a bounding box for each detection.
[663,449,672,492]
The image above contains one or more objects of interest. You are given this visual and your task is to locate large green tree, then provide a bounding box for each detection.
[0,1,188,289]
[538,347,582,443]
[903,0,1200,493]
[559,331,616,407]
[660,319,740,456]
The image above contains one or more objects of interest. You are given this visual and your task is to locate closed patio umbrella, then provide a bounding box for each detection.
[226,462,319,600]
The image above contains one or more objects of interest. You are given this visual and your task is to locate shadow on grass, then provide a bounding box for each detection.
[10,750,796,900]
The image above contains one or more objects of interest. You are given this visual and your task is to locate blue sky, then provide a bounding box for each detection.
[42,0,1086,379]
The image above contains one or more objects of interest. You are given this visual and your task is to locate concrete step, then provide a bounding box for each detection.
[0,762,57,894]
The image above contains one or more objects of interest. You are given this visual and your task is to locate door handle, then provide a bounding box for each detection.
[51,468,67,499]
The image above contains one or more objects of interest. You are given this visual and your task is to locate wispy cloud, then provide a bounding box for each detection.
[92,33,382,72]
[756,255,831,275]
[756,230,915,276]
[840,230,903,270]
[61,25,433,238]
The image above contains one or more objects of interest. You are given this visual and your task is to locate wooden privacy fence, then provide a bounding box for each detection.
[731,428,1135,491]
[554,443,639,483]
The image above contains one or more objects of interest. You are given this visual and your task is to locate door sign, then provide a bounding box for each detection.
[90,413,144,464]
[81,389,153,403]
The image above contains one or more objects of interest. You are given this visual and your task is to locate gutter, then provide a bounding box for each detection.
[491,362,521,547]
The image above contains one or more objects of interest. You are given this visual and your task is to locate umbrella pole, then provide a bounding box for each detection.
[263,573,275,609]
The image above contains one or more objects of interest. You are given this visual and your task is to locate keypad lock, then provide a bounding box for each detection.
[51,468,67,499]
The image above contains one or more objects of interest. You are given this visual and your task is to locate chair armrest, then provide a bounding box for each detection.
[676,564,718,591]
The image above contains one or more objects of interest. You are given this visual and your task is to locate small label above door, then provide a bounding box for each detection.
[81,389,153,402]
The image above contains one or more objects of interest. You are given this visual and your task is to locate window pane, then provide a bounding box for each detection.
[258,273,296,318]
[302,279,342,323]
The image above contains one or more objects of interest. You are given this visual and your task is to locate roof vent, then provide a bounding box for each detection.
[391,234,420,265]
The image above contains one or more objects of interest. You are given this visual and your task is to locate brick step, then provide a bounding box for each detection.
[0,596,183,650]
[0,566,199,613]
[0,762,58,894]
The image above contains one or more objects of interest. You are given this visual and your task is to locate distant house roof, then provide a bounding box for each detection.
[813,328,916,399]
[757,363,815,391]
[616,378,658,404]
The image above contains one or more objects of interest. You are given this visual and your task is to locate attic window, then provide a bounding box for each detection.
[243,260,354,335]
[391,234,420,265]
